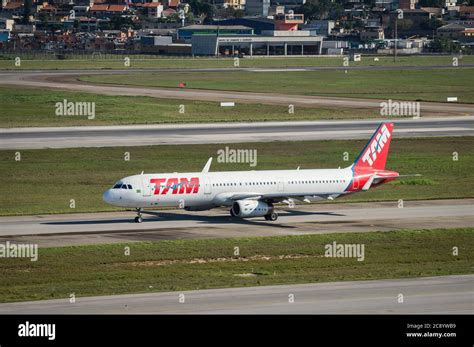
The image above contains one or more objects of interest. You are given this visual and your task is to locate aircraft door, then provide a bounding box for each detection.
[142,178,153,196]
[204,177,212,194]
[277,178,285,192]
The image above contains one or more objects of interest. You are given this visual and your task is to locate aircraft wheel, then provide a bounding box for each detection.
[134,216,143,223]
[268,212,278,221]
[230,208,236,217]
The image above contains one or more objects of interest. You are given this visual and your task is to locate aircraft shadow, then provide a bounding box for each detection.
[42,210,345,229]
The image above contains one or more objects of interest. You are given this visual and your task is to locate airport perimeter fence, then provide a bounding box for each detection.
[1,50,472,61]
[0,51,217,60]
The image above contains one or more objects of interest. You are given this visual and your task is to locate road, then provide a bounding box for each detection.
[0,70,473,117]
[1,275,472,314]
[1,117,473,149]
[1,199,473,247]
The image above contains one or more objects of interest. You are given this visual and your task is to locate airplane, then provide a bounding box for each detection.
[103,122,415,223]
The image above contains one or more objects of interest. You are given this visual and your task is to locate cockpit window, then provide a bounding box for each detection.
[113,184,122,189]
[121,184,128,189]
[127,184,132,189]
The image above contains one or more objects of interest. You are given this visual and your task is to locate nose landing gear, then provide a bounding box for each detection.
[134,208,143,223]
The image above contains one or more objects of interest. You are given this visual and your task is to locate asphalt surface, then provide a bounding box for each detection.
[1,117,473,149]
[1,275,472,314]
[0,70,473,117]
[1,199,473,247]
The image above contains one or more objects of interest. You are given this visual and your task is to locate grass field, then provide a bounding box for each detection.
[0,228,471,303]
[1,55,473,70]
[80,68,474,103]
[0,137,472,216]
[0,87,380,128]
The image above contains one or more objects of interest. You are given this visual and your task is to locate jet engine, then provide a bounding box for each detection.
[231,200,275,219]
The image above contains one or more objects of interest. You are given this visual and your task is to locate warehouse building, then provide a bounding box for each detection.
[191,31,324,56]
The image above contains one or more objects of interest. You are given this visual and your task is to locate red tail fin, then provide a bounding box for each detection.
[353,123,394,171]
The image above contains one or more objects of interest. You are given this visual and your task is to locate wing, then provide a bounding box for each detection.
[219,192,340,205]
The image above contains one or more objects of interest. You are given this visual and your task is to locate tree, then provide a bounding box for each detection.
[187,0,214,18]
[108,15,141,30]
[421,17,444,30]
[430,38,461,52]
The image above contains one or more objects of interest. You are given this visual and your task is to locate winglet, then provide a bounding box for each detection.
[202,157,213,173]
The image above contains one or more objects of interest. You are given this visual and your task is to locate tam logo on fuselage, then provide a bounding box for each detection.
[361,125,391,166]
[150,177,199,195]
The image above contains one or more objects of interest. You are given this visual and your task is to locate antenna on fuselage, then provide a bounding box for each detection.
[202,157,213,173]
[140,171,144,175]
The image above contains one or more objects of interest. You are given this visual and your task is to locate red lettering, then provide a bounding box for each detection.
[151,177,200,195]
[161,178,178,195]
[150,178,166,195]
[179,177,200,194]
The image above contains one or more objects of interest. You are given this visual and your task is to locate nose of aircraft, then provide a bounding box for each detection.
[102,189,113,205]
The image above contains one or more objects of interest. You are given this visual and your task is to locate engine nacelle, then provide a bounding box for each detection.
[231,200,272,218]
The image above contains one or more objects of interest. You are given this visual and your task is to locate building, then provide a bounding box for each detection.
[270,0,306,9]
[399,0,418,10]
[300,20,335,37]
[437,22,474,41]
[218,0,246,10]
[141,2,164,18]
[375,0,396,11]
[212,17,275,34]
[178,25,254,42]
[445,0,457,7]
[460,6,474,20]
[191,30,323,56]
[274,13,304,31]
[89,3,128,17]
[360,27,385,40]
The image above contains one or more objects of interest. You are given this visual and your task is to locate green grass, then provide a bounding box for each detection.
[0,86,380,127]
[80,68,474,103]
[0,228,471,303]
[1,55,473,70]
[0,137,472,216]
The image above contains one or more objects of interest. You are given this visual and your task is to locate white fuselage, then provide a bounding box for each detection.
[102,168,354,210]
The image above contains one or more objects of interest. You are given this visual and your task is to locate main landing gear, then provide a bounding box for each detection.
[134,208,143,223]
[264,211,278,221]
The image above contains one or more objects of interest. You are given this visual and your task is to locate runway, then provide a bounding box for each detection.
[0,70,473,117]
[1,117,473,149]
[1,274,472,314]
[1,199,473,247]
